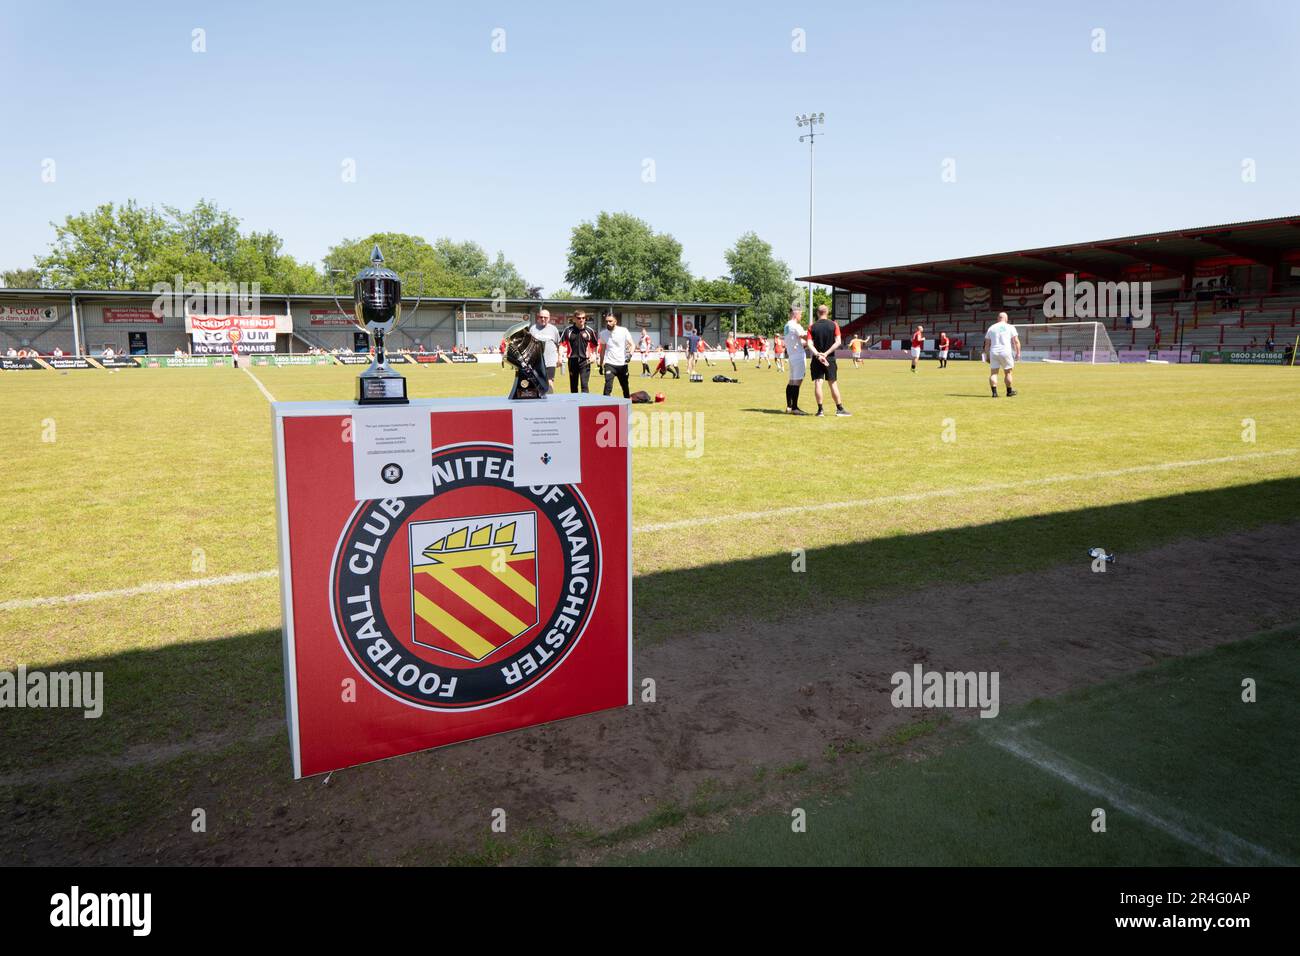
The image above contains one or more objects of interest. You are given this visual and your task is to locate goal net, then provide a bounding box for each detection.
[1013,322,1119,363]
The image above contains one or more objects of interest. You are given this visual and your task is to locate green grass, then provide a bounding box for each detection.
[1,360,1297,864]
[617,627,1300,866]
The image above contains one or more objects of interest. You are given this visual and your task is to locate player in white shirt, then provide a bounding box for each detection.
[783,306,809,415]
[982,311,1021,398]
[529,309,561,393]
[598,312,635,397]
[638,331,653,375]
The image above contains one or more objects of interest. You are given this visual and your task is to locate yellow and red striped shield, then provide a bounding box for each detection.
[407,512,539,662]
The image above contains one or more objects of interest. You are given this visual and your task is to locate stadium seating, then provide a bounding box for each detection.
[847,288,1300,355]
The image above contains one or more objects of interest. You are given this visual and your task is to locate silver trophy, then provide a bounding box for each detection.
[335,245,421,405]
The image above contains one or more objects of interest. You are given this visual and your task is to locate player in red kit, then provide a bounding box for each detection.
[910,325,924,372]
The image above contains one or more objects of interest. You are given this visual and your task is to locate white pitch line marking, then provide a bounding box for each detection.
[632,448,1298,534]
[992,730,1291,866]
[1,448,1294,612]
[0,570,280,612]
[242,365,277,403]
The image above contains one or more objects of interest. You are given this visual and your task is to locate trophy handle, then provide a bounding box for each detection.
[396,270,425,329]
[326,267,368,334]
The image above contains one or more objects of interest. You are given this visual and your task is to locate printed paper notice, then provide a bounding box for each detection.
[351,406,434,500]
[511,404,581,486]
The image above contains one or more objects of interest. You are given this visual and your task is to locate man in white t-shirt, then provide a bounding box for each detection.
[783,306,809,414]
[983,311,1020,398]
[529,309,561,393]
[598,313,635,398]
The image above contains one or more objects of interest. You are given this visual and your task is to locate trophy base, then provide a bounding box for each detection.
[357,375,409,405]
[508,374,548,400]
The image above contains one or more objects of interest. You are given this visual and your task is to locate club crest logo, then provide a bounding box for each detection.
[329,442,601,711]
[408,512,539,662]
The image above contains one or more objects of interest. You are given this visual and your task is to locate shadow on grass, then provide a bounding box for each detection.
[3,476,1297,776]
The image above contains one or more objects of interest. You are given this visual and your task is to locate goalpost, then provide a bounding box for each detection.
[1013,322,1119,364]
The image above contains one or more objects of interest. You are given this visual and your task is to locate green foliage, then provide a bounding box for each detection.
[30,201,531,299]
[322,233,479,298]
[2,267,42,289]
[34,199,324,293]
[322,234,530,298]
[723,231,800,334]
[686,277,751,305]
[565,211,691,301]
[433,238,529,297]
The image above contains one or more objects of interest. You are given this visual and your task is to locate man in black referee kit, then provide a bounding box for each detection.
[807,304,850,417]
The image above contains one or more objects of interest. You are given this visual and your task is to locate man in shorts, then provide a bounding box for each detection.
[684,325,701,377]
[639,330,653,376]
[982,311,1020,398]
[725,333,738,371]
[910,324,924,372]
[783,307,809,415]
[774,334,786,372]
[807,304,849,416]
[937,330,950,368]
[849,334,865,368]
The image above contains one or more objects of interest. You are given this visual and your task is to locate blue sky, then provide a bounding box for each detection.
[2,0,1297,292]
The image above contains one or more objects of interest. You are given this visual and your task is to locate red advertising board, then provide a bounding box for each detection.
[274,395,631,778]
[102,307,163,324]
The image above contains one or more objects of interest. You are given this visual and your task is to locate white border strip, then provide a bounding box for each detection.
[273,405,302,779]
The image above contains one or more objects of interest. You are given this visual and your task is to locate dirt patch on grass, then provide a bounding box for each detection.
[7,522,1298,865]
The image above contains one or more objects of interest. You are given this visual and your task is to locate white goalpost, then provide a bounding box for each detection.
[1013,322,1119,364]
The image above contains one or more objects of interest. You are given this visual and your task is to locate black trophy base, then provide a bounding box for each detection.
[508,373,547,400]
[357,375,409,405]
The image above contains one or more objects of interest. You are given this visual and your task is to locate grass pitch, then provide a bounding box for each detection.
[1,358,1297,864]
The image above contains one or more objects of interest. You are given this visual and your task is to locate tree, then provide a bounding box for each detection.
[2,267,42,289]
[723,232,800,334]
[34,198,323,292]
[37,200,172,289]
[565,211,691,301]
[322,233,480,298]
[686,277,751,305]
[430,238,530,297]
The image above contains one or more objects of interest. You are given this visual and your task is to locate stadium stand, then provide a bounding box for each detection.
[803,215,1300,361]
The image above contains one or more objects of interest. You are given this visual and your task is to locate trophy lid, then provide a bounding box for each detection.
[354,245,401,327]
[356,245,399,283]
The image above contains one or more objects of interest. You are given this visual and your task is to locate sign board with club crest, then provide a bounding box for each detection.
[273,394,632,778]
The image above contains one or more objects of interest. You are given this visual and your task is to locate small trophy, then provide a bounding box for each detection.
[503,321,548,400]
[338,245,419,405]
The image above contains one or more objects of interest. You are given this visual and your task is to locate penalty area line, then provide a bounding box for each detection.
[2,448,1294,612]
[0,570,280,612]
[632,448,1298,534]
[991,730,1291,866]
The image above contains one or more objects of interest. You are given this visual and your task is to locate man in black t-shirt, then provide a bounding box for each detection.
[560,311,599,392]
[807,305,849,417]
